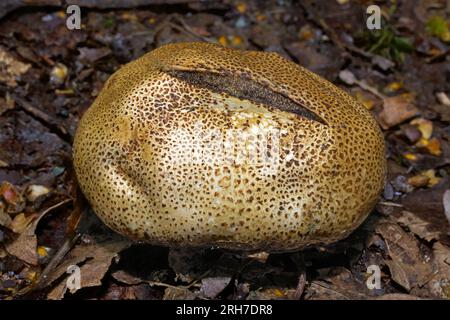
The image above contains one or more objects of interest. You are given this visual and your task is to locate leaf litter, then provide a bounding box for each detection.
[0,0,449,300]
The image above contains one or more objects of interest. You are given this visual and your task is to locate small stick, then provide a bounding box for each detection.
[378,201,403,207]
[12,95,71,143]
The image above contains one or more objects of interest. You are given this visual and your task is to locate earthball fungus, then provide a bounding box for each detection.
[73,42,386,252]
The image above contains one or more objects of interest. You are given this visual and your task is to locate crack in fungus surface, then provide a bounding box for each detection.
[166,69,327,125]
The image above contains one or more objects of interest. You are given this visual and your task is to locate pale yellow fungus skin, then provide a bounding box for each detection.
[73,42,386,252]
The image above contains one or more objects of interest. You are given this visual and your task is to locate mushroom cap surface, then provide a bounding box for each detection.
[73,42,386,251]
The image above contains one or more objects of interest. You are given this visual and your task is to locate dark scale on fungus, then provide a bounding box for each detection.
[73,42,386,252]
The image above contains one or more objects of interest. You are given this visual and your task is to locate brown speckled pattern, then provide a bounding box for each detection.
[73,42,386,252]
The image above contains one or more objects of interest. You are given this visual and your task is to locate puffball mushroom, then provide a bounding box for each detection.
[73,42,386,252]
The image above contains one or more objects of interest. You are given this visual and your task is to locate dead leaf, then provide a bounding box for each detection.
[163,286,198,300]
[374,293,422,300]
[397,211,443,241]
[431,103,450,123]
[0,206,12,227]
[246,251,270,263]
[0,182,25,215]
[199,277,232,299]
[111,270,142,285]
[49,63,68,86]
[0,46,31,87]
[5,200,71,265]
[168,247,213,283]
[0,93,15,116]
[339,69,357,85]
[427,138,442,156]
[385,81,403,93]
[234,282,250,300]
[421,169,441,187]
[5,223,38,265]
[425,242,450,299]
[401,124,422,144]
[372,55,394,71]
[411,118,433,139]
[25,185,51,202]
[306,267,368,300]
[379,96,419,130]
[353,90,375,110]
[0,181,21,206]
[407,175,429,188]
[400,186,450,244]
[9,212,38,234]
[47,240,130,299]
[436,92,450,107]
[375,222,434,291]
[78,47,112,64]
[247,287,297,300]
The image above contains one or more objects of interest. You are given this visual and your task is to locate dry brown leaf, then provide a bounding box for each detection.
[0,182,25,215]
[9,212,38,234]
[47,240,130,299]
[0,246,7,259]
[375,222,435,291]
[163,286,198,300]
[426,138,442,156]
[410,118,433,139]
[374,293,422,300]
[421,169,441,187]
[0,206,12,227]
[5,212,42,265]
[111,270,143,285]
[199,277,232,299]
[407,175,429,188]
[425,242,450,299]
[0,93,15,116]
[168,247,211,283]
[46,278,67,300]
[0,181,21,206]
[378,95,419,130]
[5,200,70,265]
[0,46,31,87]
[247,287,297,300]
[306,267,368,300]
[397,210,443,241]
[5,224,38,265]
[401,187,450,243]
[78,47,112,64]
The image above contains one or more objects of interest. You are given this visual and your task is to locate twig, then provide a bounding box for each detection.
[147,269,210,290]
[310,281,351,299]
[15,199,74,296]
[172,15,214,43]
[299,2,376,60]
[355,79,386,100]
[12,95,72,144]
[378,201,403,207]
[33,232,81,291]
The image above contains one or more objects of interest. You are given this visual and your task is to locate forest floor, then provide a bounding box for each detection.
[0,0,449,300]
